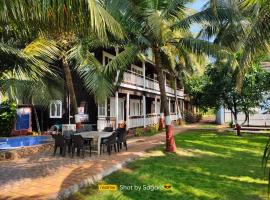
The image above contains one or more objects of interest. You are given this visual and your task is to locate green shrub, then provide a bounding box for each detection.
[135,127,143,137]
[144,124,160,136]
[0,101,17,137]
[184,111,202,123]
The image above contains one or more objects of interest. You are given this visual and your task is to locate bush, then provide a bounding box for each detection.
[135,127,143,137]
[184,111,202,123]
[0,101,17,137]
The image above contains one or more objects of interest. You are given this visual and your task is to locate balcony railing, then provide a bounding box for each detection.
[129,116,144,129]
[145,77,159,91]
[122,70,144,87]
[122,71,183,97]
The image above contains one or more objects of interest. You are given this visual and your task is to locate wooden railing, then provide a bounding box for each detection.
[122,71,183,97]
[97,117,116,131]
[129,116,144,129]
[122,70,144,87]
[145,77,159,91]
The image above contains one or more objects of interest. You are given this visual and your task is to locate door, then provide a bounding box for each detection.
[110,98,125,121]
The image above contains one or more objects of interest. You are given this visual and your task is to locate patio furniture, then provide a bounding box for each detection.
[63,129,75,153]
[71,135,92,158]
[53,134,67,157]
[74,131,113,155]
[76,124,93,133]
[100,131,117,155]
[116,128,128,151]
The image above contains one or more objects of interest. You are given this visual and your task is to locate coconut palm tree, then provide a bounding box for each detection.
[0,0,124,119]
[0,38,63,133]
[71,0,228,152]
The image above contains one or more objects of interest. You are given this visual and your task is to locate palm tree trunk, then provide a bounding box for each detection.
[62,58,78,120]
[154,48,177,152]
[32,104,41,134]
[174,78,183,125]
[159,98,165,131]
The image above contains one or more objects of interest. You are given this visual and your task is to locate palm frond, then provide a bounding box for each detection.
[172,7,238,30]
[177,37,231,58]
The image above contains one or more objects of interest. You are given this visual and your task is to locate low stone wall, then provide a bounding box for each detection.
[0,142,54,161]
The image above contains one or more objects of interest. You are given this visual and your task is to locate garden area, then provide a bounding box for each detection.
[69,130,268,200]
[1,0,270,199]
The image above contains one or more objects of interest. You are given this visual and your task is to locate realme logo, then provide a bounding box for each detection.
[98,184,118,191]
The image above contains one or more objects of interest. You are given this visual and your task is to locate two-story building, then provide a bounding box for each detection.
[94,48,185,131]
[28,48,187,132]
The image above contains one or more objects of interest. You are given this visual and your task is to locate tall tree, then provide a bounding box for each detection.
[0,0,124,119]
[91,0,227,152]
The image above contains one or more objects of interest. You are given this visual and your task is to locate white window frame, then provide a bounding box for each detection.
[102,51,114,66]
[98,99,107,117]
[50,100,62,118]
[130,99,141,116]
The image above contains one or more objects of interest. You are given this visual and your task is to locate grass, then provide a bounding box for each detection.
[196,124,220,129]
[68,130,268,200]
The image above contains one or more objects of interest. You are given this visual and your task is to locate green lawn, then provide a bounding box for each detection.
[69,131,268,200]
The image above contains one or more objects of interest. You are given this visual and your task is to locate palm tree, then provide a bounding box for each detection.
[79,0,226,152]
[0,38,63,133]
[0,0,124,120]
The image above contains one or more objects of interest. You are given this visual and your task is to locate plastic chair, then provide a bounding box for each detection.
[116,128,128,151]
[100,132,117,155]
[71,135,92,158]
[53,134,67,157]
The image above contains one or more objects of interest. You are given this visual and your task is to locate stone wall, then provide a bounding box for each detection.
[0,142,53,161]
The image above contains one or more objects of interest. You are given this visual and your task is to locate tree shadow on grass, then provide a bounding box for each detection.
[67,131,268,200]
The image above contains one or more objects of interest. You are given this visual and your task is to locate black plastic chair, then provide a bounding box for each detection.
[116,128,128,151]
[63,130,75,153]
[100,132,117,155]
[53,134,67,157]
[71,135,92,158]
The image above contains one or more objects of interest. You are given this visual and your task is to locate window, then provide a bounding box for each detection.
[50,100,62,118]
[145,48,153,61]
[98,100,107,117]
[131,65,143,76]
[103,51,114,66]
[130,100,141,116]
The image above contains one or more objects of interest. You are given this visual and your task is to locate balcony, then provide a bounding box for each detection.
[121,70,184,98]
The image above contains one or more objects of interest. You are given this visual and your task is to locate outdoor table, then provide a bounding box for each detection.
[74,131,113,155]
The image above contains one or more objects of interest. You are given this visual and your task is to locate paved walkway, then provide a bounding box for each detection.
[0,125,199,200]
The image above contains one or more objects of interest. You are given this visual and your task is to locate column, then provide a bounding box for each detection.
[175,100,177,115]
[115,91,119,129]
[143,61,146,89]
[115,46,120,84]
[168,98,171,114]
[154,96,157,114]
[154,97,158,124]
[126,93,130,130]
[143,95,146,127]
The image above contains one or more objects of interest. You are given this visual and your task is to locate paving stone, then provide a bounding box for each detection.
[0,126,193,199]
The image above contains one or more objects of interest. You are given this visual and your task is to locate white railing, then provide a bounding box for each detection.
[145,77,159,91]
[123,71,144,87]
[97,117,116,131]
[122,71,183,97]
[145,114,159,126]
[165,85,175,95]
[129,116,144,128]
[170,113,178,121]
